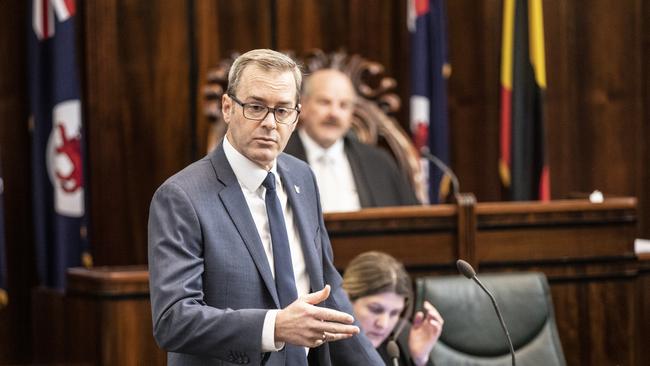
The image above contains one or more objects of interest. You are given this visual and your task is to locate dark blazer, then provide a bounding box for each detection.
[284,132,419,208]
[148,143,383,366]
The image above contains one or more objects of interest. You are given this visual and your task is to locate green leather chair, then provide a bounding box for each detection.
[415,272,566,366]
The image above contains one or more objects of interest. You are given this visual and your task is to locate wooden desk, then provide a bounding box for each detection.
[325,197,636,270]
[51,198,645,365]
[325,197,641,365]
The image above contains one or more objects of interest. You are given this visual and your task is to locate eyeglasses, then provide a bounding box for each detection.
[228,94,300,125]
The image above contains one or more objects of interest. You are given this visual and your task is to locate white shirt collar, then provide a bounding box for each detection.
[298,129,345,163]
[223,135,278,192]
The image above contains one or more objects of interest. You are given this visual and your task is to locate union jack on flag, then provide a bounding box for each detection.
[29,0,91,290]
[408,0,451,203]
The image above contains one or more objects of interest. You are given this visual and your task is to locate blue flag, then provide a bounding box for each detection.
[28,0,90,289]
[0,152,7,308]
[408,0,451,203]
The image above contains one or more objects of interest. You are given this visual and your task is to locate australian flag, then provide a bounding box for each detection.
[29,0,91,290]
[0,151,7,308]
[408,0,451,203]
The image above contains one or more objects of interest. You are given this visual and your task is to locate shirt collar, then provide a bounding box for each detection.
[223,135,278,192]
[298,128,345,163]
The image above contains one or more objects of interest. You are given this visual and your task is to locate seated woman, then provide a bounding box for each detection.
[342,251,444,366]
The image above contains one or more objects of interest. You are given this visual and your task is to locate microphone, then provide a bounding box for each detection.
[386,339,400,366]
[387,297,415,366]
[456,260,516,366]
[386,313,409,366]
[419,147,460,198]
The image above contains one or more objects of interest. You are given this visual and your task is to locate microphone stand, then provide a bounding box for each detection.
[419,147,460,203]
[387,294,416,366]
[457,260,516,366]
[470,276,515,366]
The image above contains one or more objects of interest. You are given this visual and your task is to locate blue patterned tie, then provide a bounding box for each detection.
[262,172,308,365]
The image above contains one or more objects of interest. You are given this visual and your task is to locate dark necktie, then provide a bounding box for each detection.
[262,172,308,366]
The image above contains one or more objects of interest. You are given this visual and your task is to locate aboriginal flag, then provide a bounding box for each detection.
[499,0,550,201]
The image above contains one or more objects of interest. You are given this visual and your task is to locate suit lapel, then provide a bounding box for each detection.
[278,156,324,292]
[210,145,280,308]
[284,132,308,162]
[344,136,373,207]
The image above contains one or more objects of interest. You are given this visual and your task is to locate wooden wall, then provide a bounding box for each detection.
[0,0,648,364]
[0,2,36,364]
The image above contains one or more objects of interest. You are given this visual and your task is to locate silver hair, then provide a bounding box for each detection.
[227,49,302,104]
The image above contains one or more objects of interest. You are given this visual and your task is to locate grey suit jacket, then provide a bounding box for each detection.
[148,143,383,365]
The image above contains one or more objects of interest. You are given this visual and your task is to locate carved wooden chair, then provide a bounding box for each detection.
[203,49,425,202]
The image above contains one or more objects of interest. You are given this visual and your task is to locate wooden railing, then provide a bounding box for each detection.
[47,197,646,366]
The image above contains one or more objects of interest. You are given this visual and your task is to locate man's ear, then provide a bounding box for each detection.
[222,94,232,124]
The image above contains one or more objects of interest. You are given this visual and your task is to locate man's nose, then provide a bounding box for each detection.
[260,110,277,128]
[327,105,344,121]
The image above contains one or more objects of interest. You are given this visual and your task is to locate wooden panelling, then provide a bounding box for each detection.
[534,263,638,366]
[275,0,411,126]
[637,255,650,365]
[1,0,650,363]
[327,203,642,365]
[53,203,646,365]
[477,225,635,262]
[81,0,194,266]
[446,0,503,202]
[32,267,165,365]
[641,0,650,239]
[543,0,578,199]
[325,205,458,270]
[194,0,273,155]
[0,1,36,364]
[76,0,650,267]
[571,1,641,195]
[275,0,347,52]
[542,0,643,199]
[66,267,165,366]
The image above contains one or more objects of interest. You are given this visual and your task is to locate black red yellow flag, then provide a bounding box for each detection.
[499,0,550,201]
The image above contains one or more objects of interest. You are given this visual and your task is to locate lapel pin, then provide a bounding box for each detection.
[294,185,300,194]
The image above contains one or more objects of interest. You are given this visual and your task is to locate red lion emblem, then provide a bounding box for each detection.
[55,124,83,193]
[413,122,429,151]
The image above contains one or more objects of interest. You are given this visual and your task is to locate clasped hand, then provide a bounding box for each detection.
[275,285,360,348]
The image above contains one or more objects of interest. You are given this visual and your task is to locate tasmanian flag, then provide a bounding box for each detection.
[29,0,91,290]
[408,0,451,204]
[0,153,7,308]
[499,0,550,201]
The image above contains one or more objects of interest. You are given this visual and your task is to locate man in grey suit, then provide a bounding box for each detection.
[148,49,383,365]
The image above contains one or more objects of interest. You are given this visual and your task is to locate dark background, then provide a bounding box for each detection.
[0,0,648,363]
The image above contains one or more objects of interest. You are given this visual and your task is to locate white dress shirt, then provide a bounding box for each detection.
[223,137,310,352]
[298,129,361,212]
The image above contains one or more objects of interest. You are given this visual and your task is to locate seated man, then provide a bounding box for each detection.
[284,69,419,212]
